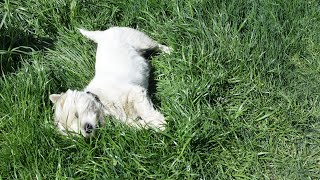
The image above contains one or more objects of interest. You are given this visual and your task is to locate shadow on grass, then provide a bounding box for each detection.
[143,49,165,106]
[0,27,53,76]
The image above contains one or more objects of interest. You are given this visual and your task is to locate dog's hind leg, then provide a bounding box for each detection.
[116,27,172,55]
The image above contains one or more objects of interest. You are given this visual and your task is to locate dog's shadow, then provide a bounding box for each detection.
[141,49,164,106]
[148,66,161,105]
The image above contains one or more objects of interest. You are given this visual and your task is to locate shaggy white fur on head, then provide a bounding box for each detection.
[50,27,171,137]
[50,90,105,138]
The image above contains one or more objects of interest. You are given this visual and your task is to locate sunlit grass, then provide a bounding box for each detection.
[0,0,320,179]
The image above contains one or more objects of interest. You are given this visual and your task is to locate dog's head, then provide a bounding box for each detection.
[49,90,105,138]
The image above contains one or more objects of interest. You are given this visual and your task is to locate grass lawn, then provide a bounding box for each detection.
[1,0,320,179]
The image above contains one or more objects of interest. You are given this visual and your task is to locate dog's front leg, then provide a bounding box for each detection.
[128,86,166,130]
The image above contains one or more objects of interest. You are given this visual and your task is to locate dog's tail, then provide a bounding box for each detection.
[78,28,104,43]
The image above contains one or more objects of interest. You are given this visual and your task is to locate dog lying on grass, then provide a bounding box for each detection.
[49,27,171,138]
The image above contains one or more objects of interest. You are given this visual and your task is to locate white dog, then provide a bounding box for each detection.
[49,27,171,137]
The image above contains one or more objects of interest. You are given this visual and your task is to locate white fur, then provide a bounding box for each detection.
[50,27,171,137]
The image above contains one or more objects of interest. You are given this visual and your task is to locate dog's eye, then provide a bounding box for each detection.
[75,112,79,118]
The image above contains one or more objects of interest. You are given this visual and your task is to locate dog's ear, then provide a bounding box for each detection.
[49,94,62,103]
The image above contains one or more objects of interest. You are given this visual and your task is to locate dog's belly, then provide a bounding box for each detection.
[94,44,149,88]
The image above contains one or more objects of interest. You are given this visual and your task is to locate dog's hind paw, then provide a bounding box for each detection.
[158,45,173,55]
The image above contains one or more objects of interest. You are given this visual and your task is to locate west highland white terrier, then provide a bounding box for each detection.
[49,27,171,137]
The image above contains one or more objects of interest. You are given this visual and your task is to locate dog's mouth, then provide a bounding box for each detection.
[56,122,98,138]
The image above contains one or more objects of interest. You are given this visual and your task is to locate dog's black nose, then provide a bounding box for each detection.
[84,123,93,133]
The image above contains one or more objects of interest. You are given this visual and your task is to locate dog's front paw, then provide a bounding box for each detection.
[146,113,166,131]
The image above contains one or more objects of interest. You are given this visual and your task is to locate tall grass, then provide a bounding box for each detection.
[1,0,320,179]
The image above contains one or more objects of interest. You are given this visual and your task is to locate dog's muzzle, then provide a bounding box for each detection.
[84,123,94,134]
